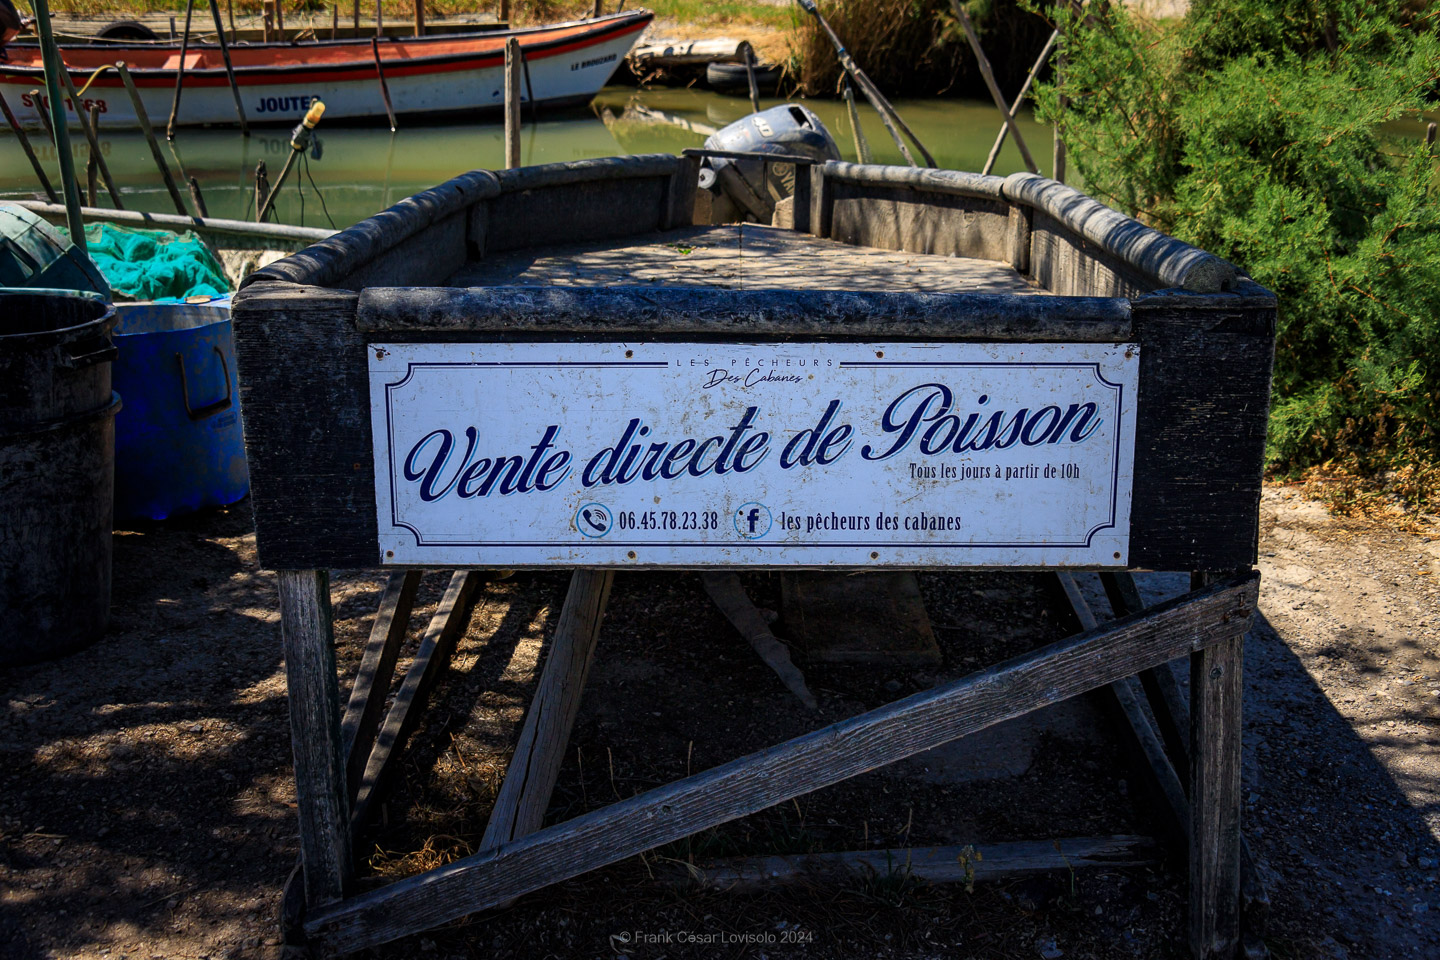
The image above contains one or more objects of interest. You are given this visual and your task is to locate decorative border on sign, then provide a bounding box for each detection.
[379,357,1129,551]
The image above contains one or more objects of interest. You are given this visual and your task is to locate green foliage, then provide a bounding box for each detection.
[1031,0,1440,495]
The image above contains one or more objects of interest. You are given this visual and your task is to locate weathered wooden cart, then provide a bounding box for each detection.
[233,153,1275,958]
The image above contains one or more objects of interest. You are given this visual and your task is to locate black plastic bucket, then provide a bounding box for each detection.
[0,288,120,667]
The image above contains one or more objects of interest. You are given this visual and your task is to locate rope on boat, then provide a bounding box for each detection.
[71,63,114,99]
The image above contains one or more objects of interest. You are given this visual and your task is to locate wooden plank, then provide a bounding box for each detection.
[503,38,521,169]
[485,160,679,254]
[810,162,831,238]
[443,223,1040,295]
[703,573,817,710]
[825,179,1015,263]
[1027,209,1157,297]
[665,835,1161,891]
[341,570,423,800]
[1008,203,1032,274]
[351,571,484,828]
[1101,572,1190,767]
[789,159,811,235]
[358,285,1130,340]
[1003,174,1236,293]
[1096,572,1270,956]
[480,570,614,849]
[1052,572,1189,845]
[239,169,500,289]
[236,280,1272,574]
[304,573,1258,953]
[276,569,353,907]
[1189,611,1244,960]
[231,283,370,571]
[1129,288,1276,571]
[661,154,700,231]
[821,162,1005,201]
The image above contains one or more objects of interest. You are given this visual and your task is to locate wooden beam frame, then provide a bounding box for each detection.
[351,570,485,827]
[1064,570,1267,958]
[480,570,614,849]
[341,570,424,798]
[277,570,353,908]
[665,834,1161,891]
[296,572,1257,954]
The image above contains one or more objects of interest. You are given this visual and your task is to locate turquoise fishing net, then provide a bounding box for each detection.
[65,223,230,301]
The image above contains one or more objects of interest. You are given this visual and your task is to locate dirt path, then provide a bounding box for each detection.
[1,487,1436,960]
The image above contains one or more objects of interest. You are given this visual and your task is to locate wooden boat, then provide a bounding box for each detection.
[0,10,651,130]
[230,155,1275,959]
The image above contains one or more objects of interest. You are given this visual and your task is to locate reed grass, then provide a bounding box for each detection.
[789,0,1053,99]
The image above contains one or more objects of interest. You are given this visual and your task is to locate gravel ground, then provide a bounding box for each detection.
[1,486,1437,960]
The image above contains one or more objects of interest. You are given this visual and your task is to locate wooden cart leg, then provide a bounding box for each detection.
[277,568,354,908]
[481,569,614,849]
[1189,572,1245,959]
[341,569,424,798]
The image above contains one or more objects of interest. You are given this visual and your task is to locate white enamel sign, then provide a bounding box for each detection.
[369,341,1138,567]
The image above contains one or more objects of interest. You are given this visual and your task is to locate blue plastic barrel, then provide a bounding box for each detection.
[111,296,249,521]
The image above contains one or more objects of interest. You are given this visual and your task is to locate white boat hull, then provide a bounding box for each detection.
[0,13,648,130]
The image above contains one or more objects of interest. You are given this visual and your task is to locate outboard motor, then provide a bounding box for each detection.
[698,103,841,223]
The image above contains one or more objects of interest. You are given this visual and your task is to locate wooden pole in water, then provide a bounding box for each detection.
[207,0,250,136]
[255,160,271,222]
[0,90,58,202]
[794,0,934,167]
[30,90,56,150]
[1053,50,1068,183]
[331,3,339,38]
[188,176,209,217]
[352,0,360,31]
[375,0,383,38]
[371,38,397,131]
[842,79,871,163]
[503,36,521,169]
[167,0,196,140]
[262,0,273,41]
[948,0,1038,174]
[498,0,509,26]
[275,0,285,39]
[1426,122,1436,152]
[85,106,99,207]
[115,62,190,217]
[228,0,235,37]
[742,42,761,114]
[56,67,124,209]
[981,28,1057,176]
[413,0,424,35]
[30,0,86,249]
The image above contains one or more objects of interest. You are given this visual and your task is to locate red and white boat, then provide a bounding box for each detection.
[0,10,651,130]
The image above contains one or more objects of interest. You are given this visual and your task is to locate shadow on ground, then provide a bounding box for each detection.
[2,497,1437,960]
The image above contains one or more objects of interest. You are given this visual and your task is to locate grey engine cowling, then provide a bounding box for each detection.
[698,103,841,222]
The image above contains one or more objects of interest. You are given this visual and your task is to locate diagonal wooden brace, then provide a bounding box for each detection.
[304,572,1258,955]
[480,570,614,850]
[351,570,485,828]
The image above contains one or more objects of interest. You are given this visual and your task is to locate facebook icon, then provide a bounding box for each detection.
[733,502,772,539]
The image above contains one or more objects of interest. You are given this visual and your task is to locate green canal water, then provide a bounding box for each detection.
[0,86,1056,229]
